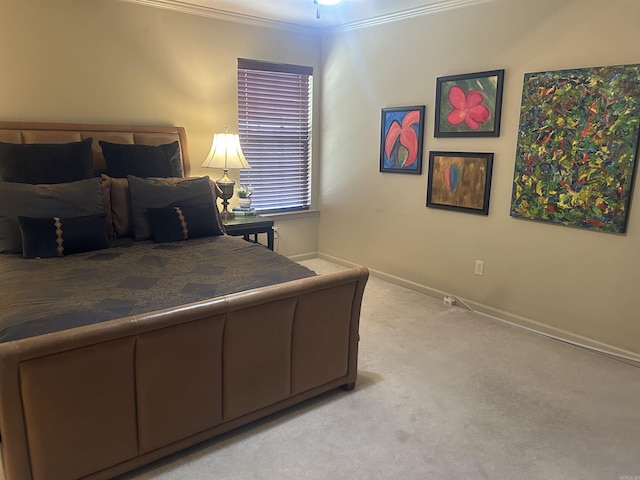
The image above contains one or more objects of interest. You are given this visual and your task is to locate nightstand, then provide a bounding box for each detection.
[223,215,275,251]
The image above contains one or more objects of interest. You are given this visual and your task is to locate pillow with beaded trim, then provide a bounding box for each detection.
[18,214,108,258]
[147,203,224,243]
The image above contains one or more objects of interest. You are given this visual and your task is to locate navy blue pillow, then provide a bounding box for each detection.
[147,203,224,243]
[100,141,183,178]
[0,138,94,184]
[18,214,108,258]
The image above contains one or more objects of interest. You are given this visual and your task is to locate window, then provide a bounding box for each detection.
[237,58,313,212]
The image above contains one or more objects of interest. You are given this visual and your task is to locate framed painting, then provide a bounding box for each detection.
[426,151,494,215]
[380,105,426,174]
[510,63,640,234]
[434,69,504,137]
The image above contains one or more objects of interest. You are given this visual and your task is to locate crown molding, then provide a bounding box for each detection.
[119,0,494,33]
[118,0,319,34]
[328,0,495,33]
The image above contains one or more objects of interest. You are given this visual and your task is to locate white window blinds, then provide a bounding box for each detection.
[237,58,313,212]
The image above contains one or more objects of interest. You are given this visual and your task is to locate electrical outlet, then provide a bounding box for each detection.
[474,260,484,276]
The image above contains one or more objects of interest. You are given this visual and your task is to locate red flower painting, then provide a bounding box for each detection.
[434,70,504,137]
[447,86,491,130]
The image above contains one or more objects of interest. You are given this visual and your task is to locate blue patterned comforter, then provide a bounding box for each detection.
[0,235,315,343]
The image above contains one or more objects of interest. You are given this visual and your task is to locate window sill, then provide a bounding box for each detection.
[258,209,320,220]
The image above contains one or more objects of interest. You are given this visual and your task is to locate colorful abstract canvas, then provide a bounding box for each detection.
[510,64,640,233]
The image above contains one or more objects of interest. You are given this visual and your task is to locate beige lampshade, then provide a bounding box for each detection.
[201,133,250,170]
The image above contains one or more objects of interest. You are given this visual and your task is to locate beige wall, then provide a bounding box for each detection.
[318,0,640,357]
[0,0,321,257]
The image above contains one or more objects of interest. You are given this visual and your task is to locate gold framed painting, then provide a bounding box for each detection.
[426,151,494,215]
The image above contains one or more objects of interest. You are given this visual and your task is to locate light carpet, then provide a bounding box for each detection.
[120,258,639,480]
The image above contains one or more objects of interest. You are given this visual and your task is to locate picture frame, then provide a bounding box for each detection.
[426,151,494,215]
[434,69,504,137]
[379,105,426,174]
[510,64,640,234]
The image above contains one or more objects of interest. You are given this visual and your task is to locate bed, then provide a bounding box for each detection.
[0,121,369,480]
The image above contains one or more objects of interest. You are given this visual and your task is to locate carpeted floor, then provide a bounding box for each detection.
[3,259,639,479]
[116,258,640,480]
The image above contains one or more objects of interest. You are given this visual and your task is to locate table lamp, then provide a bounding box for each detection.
[202,130,251,219]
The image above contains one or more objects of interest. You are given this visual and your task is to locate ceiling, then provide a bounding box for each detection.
[128,0,492,30]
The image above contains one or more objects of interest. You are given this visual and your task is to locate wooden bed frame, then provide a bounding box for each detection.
[0,122,369,480]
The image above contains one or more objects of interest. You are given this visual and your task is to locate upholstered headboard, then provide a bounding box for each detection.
[0,121,191,177]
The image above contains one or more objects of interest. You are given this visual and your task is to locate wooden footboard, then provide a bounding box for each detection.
[0,266,368,480]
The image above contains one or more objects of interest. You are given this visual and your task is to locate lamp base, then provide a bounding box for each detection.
[215,170,235,221]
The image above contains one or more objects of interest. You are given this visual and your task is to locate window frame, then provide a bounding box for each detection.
[237,58,313,213]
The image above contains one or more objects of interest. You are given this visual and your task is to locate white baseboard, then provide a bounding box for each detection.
[288,251,319,262]
[317,252,640,368]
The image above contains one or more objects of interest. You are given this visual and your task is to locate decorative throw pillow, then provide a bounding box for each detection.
[128,175,218,241]
[0,177,104,253]
[0,138,94,184]
[100,141,183,178]
[147,203,224,242]
[101,174,133,238]
[18,214,108,258]
[101,174,224,239]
